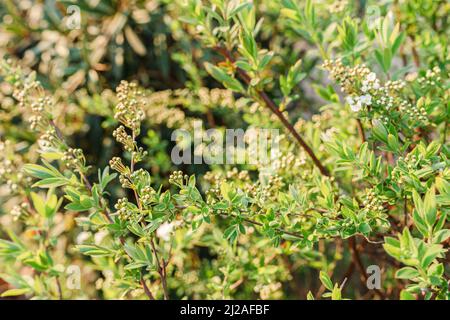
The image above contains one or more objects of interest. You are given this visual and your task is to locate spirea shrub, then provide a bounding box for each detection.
[0,0,448,300]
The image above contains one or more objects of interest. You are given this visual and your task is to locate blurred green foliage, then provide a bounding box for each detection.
[0,0,448,300]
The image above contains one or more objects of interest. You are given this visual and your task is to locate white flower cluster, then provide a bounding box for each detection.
[345,72,381,112]
[361,72,380,92]
[156,222,175,241]
[346,94,372,112]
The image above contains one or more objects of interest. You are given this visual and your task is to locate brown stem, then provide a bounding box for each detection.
[55,277,63,300]
[214,46,330,177]
[356,119,366,143]
[409,36,420,67]
[140,275,155,300]
[403,196,408,227]
[150,238,169,300]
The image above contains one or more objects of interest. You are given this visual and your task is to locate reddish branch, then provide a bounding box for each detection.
[214,46,330,177]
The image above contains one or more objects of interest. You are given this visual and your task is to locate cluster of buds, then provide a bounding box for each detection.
[362,189,384,212]
[30,96,51,113]
[112,125,135,152]
[323,60,411,120]
[204,171,224,187]
[322,59,370,94]
[62,148,86,170]
[384,80,406,92]
[267,174,283,189]
[38,128,60,150]
[129,168,151,189]
[418,66,441,87]
[377,115,390,125]
[29,115,46,131]
[392,152,433,184]
[321,127,338,142]
[131,147,148,163]
[205,186,221,202]
[11,203,30,221]
[273,151,306,171]
[0,141,14,180]
[11,74,40,109]
[0,159,13,180]
[197,87,234,107]
[140,186,157,204]
[374,94,395,110]
[114,197,130,219]
[169,170,188,186]
[253,184,273,202]
[115,81,146,134]
[109,157,129,176]
[6,179,19,193]
[119,174,133,189]
[404,102,428,123]
[225,167,250,181]
[0,141,31,191]
[398,98,428,124]
[340,217,355,229]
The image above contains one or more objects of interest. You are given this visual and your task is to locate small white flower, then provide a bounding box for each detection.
[321,128,337,142]
[366,72,377,82]
[359,94,372,106]
[156,222,174,241]
[346,96,355,105]
[95,230,109,245]
[361,85,368,92]
[350,100,362,112]
[373,82,380,90]
[76,232,91,244]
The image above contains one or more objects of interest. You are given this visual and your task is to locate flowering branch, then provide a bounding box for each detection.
[214,46,331,177]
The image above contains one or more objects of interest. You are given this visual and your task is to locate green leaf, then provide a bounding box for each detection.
[423,188,437,227]
[204,62,244,93]
[420,244,444,269]
[1,288,31,297]
[76,245,114,257]
[395,267,420,280]
[319,271,333,291]
[23,164,56,180]
[30,192,46,217]
[433,229,450,244]
[331,283,342,300]
[400,290,416,300]
[372,120,388,143]
[33,177,69,188]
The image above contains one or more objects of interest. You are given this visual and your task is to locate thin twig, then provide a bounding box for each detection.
[150,238,169,300]
[55,277,63,300]
[140,275,155,300]
[356,119,366,143]
[404,196,408,227]
[214,46,330,177]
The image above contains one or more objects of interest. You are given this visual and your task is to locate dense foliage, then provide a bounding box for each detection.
[0,0,448,300]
